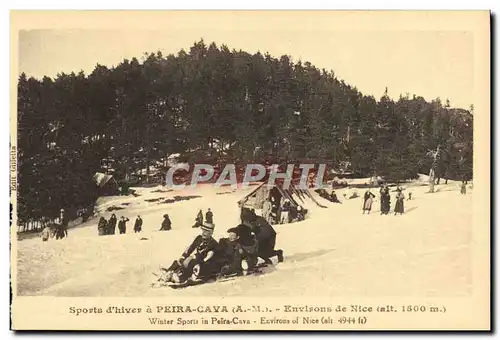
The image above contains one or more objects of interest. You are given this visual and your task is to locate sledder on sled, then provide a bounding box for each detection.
[159,222,219,286]
[218,225,260,277]
[154,213,284,289]
[157,226,262,288]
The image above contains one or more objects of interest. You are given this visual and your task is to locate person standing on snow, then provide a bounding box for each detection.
[280,199,291,224]
[118,216,129,234]
[134,215,143,233]
[379,185,385,213]
[97,217,107,236]
[108,214,117,235]
[380,185,391,215]
[205,208,213,224]
[192,209,203,228]
[394,188,405,215]
[362,189,376,214]
[460,181,467,195]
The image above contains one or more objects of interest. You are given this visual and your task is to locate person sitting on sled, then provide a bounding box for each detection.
[217,228,245,276]
[330,191,342,204]
[165,223,219,283]
[219,224,260,275]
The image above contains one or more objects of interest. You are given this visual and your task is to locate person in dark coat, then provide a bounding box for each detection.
[217,228,245,276]
[118,216,129,234]
[134,215,143,233]
[385,187,392,214]
[55,214,69,240]
[192,209,203,228]
[362,190,376,214]
[231,224,259,271]
[174,223,219,282]
[241,209,283,265]
[379,185,385,214]
[380,185,391,215]
[97,217,107,236]
[160,214,172,231]
[55,221,68,240]
[108,214,117,235]
[56,209,68,239]
[205,208,213,224]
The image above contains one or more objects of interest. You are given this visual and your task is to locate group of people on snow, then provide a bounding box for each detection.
[362,185,407,215]
[40,210,68,242]
[261,196,307,225]
[40,223,67,242]
[161,208,284,285]
[97,213,176,235]
[94,207,216,236]
[96,214,143,235]
[192,208,214,228]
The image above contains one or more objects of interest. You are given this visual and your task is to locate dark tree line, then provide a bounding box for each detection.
[17,39,473,225]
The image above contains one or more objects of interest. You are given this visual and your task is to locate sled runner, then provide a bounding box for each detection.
[151,262,273,289]
[164,266,269,289]
[165,278,206,289]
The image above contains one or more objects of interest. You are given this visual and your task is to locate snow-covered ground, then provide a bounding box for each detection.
[16,178,473,297]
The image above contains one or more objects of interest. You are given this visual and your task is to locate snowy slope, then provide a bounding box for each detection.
[17,181,472,297]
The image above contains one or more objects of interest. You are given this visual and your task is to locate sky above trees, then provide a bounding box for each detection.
[18,22,474,109]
